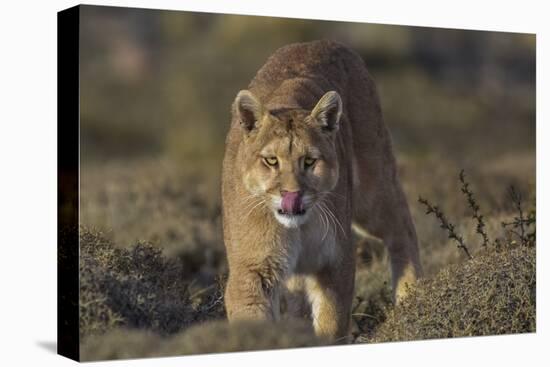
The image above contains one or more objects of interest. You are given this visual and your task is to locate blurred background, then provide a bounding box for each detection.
[78,5,536,349]
[80,6,535,166]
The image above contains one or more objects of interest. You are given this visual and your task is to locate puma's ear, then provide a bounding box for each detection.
[310,91,342,132]
[233,90,264,132]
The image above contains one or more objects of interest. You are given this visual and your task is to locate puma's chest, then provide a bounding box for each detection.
[290,214,341,275]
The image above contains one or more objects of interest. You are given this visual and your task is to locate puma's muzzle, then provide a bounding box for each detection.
[279,190,305,215]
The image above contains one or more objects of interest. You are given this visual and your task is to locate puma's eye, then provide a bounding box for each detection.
[304,157,317,168]
[264,157,278,166]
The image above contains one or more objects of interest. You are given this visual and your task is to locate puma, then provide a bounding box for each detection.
[221,40,421,342]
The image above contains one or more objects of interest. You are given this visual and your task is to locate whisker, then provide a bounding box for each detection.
[328,209,347,238]
[319,200,347,238]
[241,199,261,213]
[315,203,330,242]
[318,201,333,241]
[241,194,263,209]
[244,199,266,219]
[320,191,346,201]
[241,194,261,206]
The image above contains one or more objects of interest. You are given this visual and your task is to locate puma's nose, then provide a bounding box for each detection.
[280,190,305,215]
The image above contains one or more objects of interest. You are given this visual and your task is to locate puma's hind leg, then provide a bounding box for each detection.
[353,168,422,303]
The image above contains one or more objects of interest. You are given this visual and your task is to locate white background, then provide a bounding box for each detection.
[0,0,546,365]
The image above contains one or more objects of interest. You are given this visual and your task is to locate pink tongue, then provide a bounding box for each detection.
[281,191,303,214]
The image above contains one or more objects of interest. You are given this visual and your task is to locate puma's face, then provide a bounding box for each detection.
[234,91,342,228]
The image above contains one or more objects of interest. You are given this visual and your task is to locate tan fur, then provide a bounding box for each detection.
[222,40,421,342]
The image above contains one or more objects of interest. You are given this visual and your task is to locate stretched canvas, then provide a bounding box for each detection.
[58,4,536,362]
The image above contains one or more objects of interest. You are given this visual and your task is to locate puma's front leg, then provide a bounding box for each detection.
[306,264,355,343]
[225,267,282,322]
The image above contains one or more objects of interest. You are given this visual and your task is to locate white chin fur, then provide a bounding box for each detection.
[274,210,309,228]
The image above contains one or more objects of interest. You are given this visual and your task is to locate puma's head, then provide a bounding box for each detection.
[233,90,342,228]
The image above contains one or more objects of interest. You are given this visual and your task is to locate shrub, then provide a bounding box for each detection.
[360,170,536,343]
[79,228,225,339]
[81,319,324,361]
[366,245,535,342]
[80,329,163,361]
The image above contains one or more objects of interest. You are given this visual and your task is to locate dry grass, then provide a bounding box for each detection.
[80,158,225,284]
[78,150,535,359]
[79,228,225,339]
[81,319,325,361]
[366,245,535,342]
